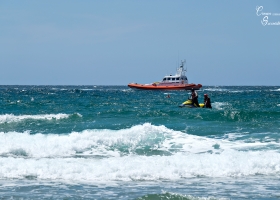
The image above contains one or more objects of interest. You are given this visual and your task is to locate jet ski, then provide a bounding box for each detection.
[179,99,205,108]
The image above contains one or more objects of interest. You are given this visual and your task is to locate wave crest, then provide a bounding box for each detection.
[1,124,280,181]
[0,113,81,124]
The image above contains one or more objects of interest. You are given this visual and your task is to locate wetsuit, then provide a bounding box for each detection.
[204,97,212,108]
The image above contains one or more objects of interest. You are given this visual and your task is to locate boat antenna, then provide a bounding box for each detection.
[177,52,180,67]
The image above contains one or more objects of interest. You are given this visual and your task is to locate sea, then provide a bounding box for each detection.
[0,85,280,200]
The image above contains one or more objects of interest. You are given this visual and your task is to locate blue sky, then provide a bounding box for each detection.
[0,0,279,85]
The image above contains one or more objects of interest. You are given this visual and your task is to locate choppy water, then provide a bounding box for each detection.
[0,85,280,199]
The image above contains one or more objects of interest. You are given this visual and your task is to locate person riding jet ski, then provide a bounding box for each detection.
[191,88,200,107]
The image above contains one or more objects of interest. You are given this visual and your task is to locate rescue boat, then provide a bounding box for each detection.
[128,60,202,90]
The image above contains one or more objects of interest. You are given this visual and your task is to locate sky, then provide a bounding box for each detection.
[0,0,279,86]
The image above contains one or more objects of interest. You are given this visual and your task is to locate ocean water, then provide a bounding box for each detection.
[0,85,280,199]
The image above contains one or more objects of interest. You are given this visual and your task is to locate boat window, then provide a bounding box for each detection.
[163,78,166,81]
[172,78,175,81]
[167,78,171,80]
[176,78,179,80]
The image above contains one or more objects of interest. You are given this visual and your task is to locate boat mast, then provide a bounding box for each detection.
[177,60,186,77]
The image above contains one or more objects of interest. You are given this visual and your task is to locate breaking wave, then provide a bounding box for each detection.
[0,113,82,124]
[0,123,280,182]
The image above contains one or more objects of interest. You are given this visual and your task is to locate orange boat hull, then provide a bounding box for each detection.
[128,83,202,90]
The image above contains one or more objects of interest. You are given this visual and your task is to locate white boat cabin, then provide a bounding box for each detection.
[158,60,188,85]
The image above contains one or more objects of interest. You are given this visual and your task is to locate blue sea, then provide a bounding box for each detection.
[0,85,280,199]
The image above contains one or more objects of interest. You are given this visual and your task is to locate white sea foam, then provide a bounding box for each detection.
[0,123,278,158]
[212,102,229,110]
[270,88,280,92]
[228,90,243,93]
[0,123,280,182]
[0,113,80,124]
[204,88,257,93]
[0,150,280,181]
[80,89,94,91]
[0,123,170,158]
[204,88,228,92]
